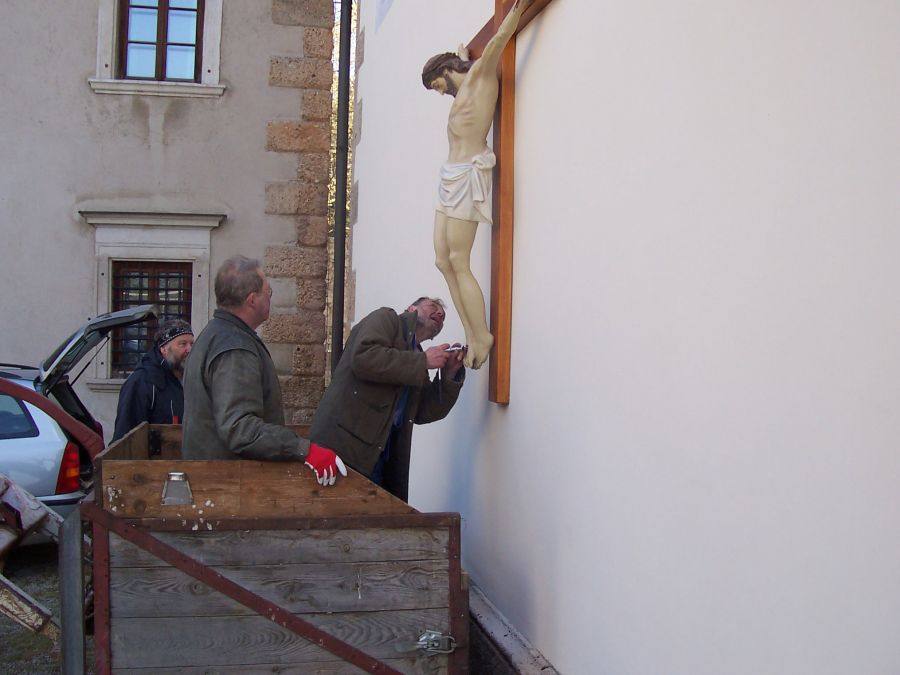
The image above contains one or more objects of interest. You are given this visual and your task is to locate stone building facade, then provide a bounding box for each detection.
[0,0,335,438]
[263,0,335,426]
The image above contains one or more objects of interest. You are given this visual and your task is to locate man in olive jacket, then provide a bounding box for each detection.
[309,297,465,501]
[182,256,345,485]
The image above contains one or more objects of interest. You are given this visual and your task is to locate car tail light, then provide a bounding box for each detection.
[55,441,82,495]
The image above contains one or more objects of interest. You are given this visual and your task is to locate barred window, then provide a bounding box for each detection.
[119,0,205,81]
[111,260,192,377]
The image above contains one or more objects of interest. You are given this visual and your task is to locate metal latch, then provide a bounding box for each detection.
[394,629,456,655]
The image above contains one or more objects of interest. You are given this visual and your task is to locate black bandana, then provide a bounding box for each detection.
[157,325,193,348]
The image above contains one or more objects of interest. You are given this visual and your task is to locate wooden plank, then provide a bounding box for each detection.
[0,573,59,638]
[113,658,447,674]
[100,460,241,517]
[101,423,149,461]
[149,424,184,460]
[110,610,450,670]
[488,10,517,405]
[59,510,85,675]
[446,515,468,673]
[100,459,414,518]
[109,559,450,616]
[238,461,414,517]
[286,423,311,438]
[108,527,449,567]
[87,504,407,675]
[147,424,311,461]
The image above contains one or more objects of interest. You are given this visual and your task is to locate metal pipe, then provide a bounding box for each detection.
[331,0,352,372]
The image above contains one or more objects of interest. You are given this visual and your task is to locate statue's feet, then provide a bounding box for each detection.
[464,332,494,370]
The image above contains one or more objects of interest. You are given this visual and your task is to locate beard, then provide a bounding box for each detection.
[444,76,459,97]
[416,315,443,340]
[164,351,187,374]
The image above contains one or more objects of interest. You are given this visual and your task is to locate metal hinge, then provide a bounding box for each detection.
[394,629,457,655]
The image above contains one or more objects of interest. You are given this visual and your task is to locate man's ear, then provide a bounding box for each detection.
[407,305,417,313]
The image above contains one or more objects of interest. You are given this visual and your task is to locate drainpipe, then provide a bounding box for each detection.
[331,0,352,372]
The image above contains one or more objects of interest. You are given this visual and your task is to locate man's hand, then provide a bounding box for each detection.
[305,442,348,486]
[425,344,451,369]
[442,343,466,379]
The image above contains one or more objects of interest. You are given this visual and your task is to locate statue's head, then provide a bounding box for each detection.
[422,52,472,95]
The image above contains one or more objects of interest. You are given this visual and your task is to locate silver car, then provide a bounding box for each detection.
[0,305,157,519]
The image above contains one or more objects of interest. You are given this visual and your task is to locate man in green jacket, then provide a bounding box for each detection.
[182,255,345,485]
[309,297,466,501]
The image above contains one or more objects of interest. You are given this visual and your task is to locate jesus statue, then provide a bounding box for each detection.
[422,0,530,370]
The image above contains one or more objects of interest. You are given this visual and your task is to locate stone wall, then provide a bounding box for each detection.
[262,0,334,425]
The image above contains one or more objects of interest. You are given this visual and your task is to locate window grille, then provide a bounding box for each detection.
[111,260,192,377]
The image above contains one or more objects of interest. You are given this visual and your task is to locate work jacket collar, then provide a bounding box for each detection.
[214,308,264,343]
[399,310,420,349]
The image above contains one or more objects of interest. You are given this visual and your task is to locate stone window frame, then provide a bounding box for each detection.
[88,0,225,98]
[81,210,225,390]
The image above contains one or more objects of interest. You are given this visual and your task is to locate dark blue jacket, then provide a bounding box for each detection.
[112,346,184,442]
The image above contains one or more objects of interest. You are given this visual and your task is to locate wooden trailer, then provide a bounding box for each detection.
[70,423,469,674]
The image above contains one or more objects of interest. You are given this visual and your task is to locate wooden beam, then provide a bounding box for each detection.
[467,0,557,59]
[489,0,516,405]
[465,0,559,403]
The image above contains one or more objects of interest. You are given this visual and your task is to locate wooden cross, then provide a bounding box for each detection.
[467,0,556,404]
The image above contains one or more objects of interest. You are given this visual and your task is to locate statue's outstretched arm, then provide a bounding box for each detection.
[479,0,530,70]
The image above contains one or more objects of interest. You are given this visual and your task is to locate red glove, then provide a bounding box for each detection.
[305,442,348,486]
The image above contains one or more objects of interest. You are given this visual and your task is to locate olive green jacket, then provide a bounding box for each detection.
[181,309,309,461]
[309,308,464,500]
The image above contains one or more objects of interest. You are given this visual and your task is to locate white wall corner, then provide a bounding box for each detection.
[469,584,559,675]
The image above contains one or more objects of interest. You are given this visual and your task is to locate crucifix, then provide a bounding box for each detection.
[423,0,557,405]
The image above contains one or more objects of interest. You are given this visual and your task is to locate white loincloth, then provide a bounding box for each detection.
[435,149,496,224]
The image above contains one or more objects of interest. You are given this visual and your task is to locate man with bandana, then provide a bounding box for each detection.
[112,318,194,441]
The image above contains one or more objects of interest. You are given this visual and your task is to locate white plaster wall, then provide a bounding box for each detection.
[0,1,306,436]
[353,1,900,672]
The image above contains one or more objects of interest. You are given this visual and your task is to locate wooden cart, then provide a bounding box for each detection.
[69,423,469,674]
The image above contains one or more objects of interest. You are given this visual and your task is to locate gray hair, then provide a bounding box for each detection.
[215,255,263,309]
[410,296,445,309]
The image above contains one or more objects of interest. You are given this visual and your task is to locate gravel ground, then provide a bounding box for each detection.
[0,544,508,673]
[0,543,61,674]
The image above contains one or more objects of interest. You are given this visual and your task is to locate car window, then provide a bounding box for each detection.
[0,394,39,440]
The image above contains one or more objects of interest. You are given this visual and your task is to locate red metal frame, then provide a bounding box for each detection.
[91,519,112,675]
[83,504,467,673]
[0,378,104,459]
